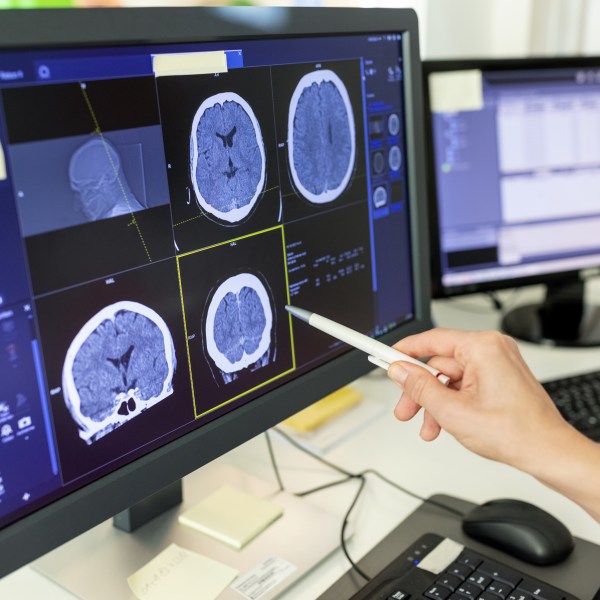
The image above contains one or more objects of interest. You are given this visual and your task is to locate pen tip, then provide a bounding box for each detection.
[285,305,311,323]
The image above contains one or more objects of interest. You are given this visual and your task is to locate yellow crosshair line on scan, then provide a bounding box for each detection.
[79,83,153,263]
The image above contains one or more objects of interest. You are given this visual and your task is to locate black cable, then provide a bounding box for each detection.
[340,475,370,581]
[264,431,285,492]
[267,426,467,581]
[361,468,466,518]
[295,474,356,497]
[272,427,355,477]
[265,429,369,579]
[487,291,504,311]
[272,427,466,519]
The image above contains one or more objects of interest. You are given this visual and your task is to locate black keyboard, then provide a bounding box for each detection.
[542,370,600,441]
[319,533,578,600]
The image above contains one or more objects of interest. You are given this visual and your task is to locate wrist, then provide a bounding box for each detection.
[516,421,600,520]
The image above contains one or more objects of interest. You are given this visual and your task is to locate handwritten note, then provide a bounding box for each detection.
[127,543,238,600]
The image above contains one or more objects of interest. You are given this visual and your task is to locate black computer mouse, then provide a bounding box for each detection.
[462,498,575,565]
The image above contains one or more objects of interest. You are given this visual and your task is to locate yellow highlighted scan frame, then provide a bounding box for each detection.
[176,225,296,419]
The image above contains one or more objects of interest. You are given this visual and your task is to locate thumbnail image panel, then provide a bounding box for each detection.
[35,259,194,484]
[271,60,367,223]
[157,67,280,253]
[177,226,294,418]
[10,127,169,237]
[1,77,174,295]
[285,203,375,367]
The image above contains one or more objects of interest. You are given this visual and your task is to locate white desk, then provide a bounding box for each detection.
[3,287,600,599]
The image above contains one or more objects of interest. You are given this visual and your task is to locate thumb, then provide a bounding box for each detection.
[388,361,453,417]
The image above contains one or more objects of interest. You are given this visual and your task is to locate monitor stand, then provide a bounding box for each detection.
[33,463,344,600]
[501,277,600,347]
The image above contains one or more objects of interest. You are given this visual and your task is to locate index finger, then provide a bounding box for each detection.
[392,327,467,360]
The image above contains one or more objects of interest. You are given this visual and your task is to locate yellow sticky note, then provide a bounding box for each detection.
[429,69,483,113]
[153,51,228,77]
[283,386,363,432]
[179,485,283,550]
[127,543,238,600]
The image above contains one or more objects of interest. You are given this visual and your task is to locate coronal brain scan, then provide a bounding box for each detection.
[69,137,145,221]
[288,69,356,204]
[373,185,388,209]
[205,273,273,375]
[190,92,266,224]
[62,301,176,445]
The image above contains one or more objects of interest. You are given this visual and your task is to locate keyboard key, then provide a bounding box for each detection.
[436,573,463,591]
[487,580,514,598]
[478,561,521,586]
[425,585,452,600]
[456,551,482,570]
[507,593,533,600]
[517,580,564,600]
[387,591,410,600]
[467,571,492,588]
[480,593,504,600]
[446,562,472,579]
[456,582,483,598]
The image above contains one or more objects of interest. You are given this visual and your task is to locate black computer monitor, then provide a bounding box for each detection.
[0,6,432,577]
[424,57,600,346]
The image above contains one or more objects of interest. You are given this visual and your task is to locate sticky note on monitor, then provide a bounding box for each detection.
[152,51,228,77]
[178,485,283,550]
[429,69,483,113]
[127,543,238,600]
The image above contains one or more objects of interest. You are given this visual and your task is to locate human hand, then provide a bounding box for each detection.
[387,328,570,470]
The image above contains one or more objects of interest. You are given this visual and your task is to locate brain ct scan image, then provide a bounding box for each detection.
[288,69,356,204]
[190,92,266,224]
[205,273,273,375]
[387,113,400,136]
[388,145,402,172]
[373,185,388,209]
[62,301,176,445]
[69,137,145,221]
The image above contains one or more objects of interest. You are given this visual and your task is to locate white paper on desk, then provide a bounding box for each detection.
[231,556,296,600]
[127,543,238,600]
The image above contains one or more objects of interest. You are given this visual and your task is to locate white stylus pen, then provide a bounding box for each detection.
[285,305,450,386]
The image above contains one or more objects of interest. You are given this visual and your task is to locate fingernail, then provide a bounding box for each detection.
[389,364,408,386]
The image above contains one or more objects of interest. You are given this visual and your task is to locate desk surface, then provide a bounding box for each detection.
[3,286,600,599]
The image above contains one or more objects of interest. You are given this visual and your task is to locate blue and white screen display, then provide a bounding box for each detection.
[430,65,600,290]
[0,32,413,529]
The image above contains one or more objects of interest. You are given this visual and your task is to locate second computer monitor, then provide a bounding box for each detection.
[425,58,600,345]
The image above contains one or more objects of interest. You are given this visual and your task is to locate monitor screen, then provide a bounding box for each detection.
[426,59,600,292]
[425,58,600,297]
[0,7,431,575]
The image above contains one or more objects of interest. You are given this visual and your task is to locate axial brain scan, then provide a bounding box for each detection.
[69,137,144,222]
[288,69,356,204]
[62,301,176,445]
[190,92,266,224]
[205,273,273,374]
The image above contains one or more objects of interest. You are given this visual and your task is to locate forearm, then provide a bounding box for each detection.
[517,423,600,523]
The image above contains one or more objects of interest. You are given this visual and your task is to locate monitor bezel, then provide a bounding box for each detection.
[423,56,600,298]
[0,6,431,577]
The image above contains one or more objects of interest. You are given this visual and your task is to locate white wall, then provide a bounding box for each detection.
[424,0,599,59]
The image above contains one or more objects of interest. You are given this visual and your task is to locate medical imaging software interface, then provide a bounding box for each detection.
[0,32,413,529]
[430,66,600,289]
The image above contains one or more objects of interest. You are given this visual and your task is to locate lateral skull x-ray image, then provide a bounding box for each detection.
[69,137,145,221]
[288,69,356,204]
[205,273,273,380]
[190,92,266,224]
[62,301,176,445]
